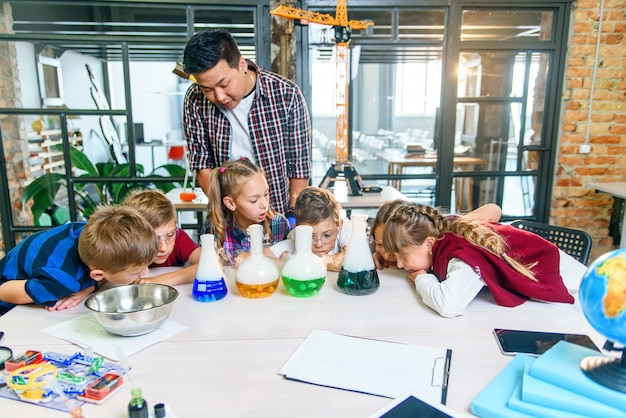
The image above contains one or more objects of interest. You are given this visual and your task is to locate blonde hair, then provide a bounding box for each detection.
[78,205,159,273]
[294,186,341,226]
[382,203,536,281]
[123,189,176,228]
[207,158,277,247]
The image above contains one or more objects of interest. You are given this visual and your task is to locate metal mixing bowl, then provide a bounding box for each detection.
[84,284,178,337]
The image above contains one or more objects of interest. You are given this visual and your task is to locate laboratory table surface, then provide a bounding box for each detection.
[0,267,603,417]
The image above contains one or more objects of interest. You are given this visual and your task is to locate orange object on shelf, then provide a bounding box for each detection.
[167,145,186,161]
[179,191,197,202]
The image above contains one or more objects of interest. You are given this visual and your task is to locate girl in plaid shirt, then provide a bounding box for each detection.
[202,158,290,266]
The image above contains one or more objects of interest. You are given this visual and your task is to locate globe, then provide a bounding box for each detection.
[579,248,626,346]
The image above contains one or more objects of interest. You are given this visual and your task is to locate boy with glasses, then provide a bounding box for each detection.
[124,189,201,285]
[271,187,351,271]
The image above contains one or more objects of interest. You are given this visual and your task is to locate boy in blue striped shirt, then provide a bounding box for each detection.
[0,205,159,315]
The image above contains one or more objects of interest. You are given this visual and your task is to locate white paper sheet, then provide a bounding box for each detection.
[279,330,451,403]
[42,313,187,360]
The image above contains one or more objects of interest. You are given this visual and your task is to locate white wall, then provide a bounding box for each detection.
[108,61,184,144]
[16,42,111,164]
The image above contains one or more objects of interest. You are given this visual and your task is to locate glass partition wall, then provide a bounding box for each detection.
[0,1,573,252]
[306,2,571,219]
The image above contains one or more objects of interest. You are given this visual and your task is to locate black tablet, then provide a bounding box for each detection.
[493,328,601,356]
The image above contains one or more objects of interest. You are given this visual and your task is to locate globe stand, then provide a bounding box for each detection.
[580,340,626,393]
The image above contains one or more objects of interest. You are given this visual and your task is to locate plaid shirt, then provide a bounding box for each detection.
[203,213,291,266]
[184,60,312,214]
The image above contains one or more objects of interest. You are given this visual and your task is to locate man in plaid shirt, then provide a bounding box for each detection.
[182,29,312,215]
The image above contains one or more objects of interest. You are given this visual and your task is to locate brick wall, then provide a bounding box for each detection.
[554,0,626,261]
[0,2,29,258]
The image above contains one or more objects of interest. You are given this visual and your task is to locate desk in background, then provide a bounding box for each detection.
[165,185,407,220]
[376,150,486,212]
[165,187,207,232]
[136,141,187,172]
[0,267,602,418]
[587,182,626,248]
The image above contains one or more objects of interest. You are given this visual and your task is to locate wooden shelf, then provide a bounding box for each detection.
[27,130,82,179]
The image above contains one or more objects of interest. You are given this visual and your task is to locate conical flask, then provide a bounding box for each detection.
[235,224,279,298]
[281,225,327,297]
[337,213,380,295]
[192,234,228,302]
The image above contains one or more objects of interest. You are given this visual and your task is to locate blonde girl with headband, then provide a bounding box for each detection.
[382,203,575,317]
[202,158,290,265]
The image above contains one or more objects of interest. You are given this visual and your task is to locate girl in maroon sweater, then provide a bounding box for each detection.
[382,203,574,317]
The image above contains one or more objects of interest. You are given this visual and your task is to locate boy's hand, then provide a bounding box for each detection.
[47,286,94,311]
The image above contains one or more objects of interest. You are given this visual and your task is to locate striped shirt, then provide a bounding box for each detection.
[202,214,291,266]
[183,60,312,215]
[0,223,95,314]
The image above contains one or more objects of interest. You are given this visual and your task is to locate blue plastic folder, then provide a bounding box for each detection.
[471,355,535,418]
[521,360,625,417]
[529,340,626,411]
[472,341,626,418]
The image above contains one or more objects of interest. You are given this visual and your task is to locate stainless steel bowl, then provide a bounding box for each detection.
[85,284,178,337]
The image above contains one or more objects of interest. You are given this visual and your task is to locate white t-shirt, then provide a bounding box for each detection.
[221,88,256,162]
[413,250,586,318]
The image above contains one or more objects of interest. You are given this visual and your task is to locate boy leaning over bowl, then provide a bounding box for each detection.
[0,205,159,316]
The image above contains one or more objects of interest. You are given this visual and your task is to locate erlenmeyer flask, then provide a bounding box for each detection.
[192,234,228,302]
[337,213,379,295]
[281,225,327,297]
[235,224,279,298]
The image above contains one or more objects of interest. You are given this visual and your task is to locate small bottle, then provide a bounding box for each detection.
[235,224,279,298]
[128,387,148,418]
[337,213,380,295]
[281,225,327,297]
[192,234,228,302]
[69,406,84,418]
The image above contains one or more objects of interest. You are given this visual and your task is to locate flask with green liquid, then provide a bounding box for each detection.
[281,225,327,297]
[337,213,379,295]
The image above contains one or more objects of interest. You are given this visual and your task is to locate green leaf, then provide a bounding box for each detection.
[55,144,98,176]
[22,173,65,207]
[22,173,66,221]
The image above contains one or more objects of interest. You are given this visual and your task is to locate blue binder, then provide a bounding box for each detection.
[529,340,626,410]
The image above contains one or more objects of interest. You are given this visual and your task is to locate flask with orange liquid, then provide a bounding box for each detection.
[235,224,279,298]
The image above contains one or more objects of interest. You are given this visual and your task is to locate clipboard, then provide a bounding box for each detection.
[279,330,452,404]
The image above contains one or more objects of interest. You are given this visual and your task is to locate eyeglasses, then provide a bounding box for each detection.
[156,228,177,245]
[312,227,339,245]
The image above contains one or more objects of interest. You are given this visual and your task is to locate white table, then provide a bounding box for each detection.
[587,182,626,248]
[165,184,407,215]
[0,268,603,417]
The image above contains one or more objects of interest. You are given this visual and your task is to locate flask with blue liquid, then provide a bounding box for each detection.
[192,234,228,302]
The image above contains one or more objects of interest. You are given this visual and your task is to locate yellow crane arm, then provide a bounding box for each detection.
[269,4,373,31]
[270,5,338,26]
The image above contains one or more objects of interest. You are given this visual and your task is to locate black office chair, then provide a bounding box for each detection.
[510,220,592,264]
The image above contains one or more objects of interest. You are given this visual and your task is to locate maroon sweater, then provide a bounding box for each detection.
[431,223,574,307]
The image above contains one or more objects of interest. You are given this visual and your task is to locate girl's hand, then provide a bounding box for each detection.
[407,270,427,283]
[373,251,385,270]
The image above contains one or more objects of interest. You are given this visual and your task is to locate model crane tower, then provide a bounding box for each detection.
[270,1,374,195]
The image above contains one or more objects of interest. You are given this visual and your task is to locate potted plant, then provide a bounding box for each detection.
[22,144,187,224]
